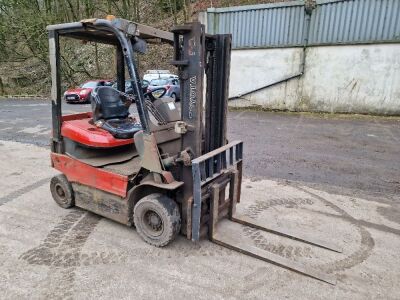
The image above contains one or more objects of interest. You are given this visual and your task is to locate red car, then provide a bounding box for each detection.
[64,80,113,103]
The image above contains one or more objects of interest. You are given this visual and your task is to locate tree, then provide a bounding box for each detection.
[0,0,190,95]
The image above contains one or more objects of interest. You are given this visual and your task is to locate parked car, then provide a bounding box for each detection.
[112,80,150,95]
[147,78,180,100]
[64,80,113,103]
[143,70,178,82]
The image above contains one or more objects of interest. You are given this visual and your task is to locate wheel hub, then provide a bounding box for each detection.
[55,184,66,201]
[144,210,163,235]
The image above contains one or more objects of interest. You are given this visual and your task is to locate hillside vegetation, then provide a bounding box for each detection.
[0,0,288,96]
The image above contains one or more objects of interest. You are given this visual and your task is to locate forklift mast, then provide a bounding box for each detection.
[172,23,231,156]
[170,23,238,240]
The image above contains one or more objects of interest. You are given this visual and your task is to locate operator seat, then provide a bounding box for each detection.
[91,86,141,139]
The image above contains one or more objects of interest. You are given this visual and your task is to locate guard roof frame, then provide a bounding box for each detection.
[47,17,173,148]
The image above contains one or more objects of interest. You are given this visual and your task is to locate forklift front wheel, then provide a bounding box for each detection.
[134,194,181,247]
[50,175,75,209]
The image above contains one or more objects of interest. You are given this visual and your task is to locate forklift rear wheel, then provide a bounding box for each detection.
[50,175,75,209]
[134,193,181,247]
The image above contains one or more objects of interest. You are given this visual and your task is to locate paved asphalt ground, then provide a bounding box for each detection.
[0,99,400,299]
[1,99,399,200]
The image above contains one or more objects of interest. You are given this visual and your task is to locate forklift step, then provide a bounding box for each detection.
[232,212,343,253]
[212,219,337,285]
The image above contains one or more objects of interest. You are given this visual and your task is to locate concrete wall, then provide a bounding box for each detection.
[229,44,400,115]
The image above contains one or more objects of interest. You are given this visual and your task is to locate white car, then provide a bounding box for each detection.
[143,70,178,82]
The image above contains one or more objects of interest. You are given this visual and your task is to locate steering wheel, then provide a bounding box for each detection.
[144,87,167,102]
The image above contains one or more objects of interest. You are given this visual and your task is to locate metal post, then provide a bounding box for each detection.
[191,162,202,241]
[116,45,125,93]
[122,39,151,133]
[48,30,63,153]
[179,22,205,158]
[172,22,205,238]
[204,34,231,153]
[228,170,239,218]
[209,183,220,240]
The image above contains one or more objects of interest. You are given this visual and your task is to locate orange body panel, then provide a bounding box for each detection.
[51,153,129,197]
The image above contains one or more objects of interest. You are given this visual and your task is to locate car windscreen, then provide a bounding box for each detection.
[150,79,168,86]
[80,81,99,88]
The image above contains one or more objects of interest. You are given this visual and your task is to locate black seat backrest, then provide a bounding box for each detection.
[91,86,129,122]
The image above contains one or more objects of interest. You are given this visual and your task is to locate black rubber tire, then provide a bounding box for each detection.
[170,93,177,100]
[50,175,75,209]
[134,193,181,247]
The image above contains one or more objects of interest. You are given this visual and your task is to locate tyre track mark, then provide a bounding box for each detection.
[243,226,313,260]
[241,185,375,275]
[0,177,51,206]
[243,197,315,260]
[294,186,375,273]
[244,197,315,219]
[20,210,101,299]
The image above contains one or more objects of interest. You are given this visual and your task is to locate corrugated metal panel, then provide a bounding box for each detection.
[206,0,400,48]
[309,0,400,44]
[207,2,306,48]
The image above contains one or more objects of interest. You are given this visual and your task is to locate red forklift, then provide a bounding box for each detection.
[47,17,338,284]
